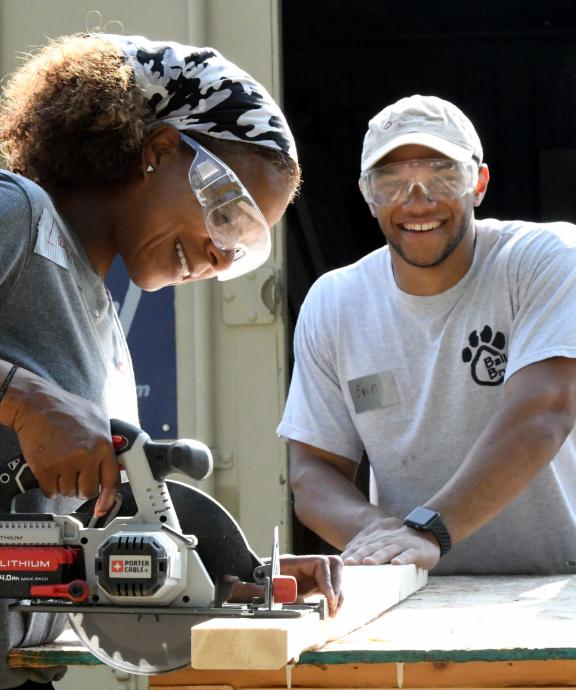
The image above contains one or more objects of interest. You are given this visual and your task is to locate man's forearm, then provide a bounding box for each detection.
[426,359,576,543]
[290,451,396,549]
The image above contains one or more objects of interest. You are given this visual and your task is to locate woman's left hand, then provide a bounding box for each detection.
[227,554,344,616]
[279,554,344,616]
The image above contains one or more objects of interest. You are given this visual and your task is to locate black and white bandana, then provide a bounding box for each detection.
[104,34,298,163]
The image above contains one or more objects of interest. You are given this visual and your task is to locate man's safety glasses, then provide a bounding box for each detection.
[359,159,478,208]
[181,133,271,281]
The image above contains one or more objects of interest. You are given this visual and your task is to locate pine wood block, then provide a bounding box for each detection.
[191,614,323,670]
[190,564,427,670]
[323,563,427,644]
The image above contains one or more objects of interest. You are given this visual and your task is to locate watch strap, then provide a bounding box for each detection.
[403,507,452,556]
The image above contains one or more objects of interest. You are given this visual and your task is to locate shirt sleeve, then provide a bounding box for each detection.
[0,175,33,304]
[505,223,576,381]
[276,277,365,462]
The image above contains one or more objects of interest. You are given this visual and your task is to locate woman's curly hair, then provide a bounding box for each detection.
[0,35,149,190]
[0,34,300,193]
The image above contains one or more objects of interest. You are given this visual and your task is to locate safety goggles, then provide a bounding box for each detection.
[181,133,271,281]
[359,159,478,208]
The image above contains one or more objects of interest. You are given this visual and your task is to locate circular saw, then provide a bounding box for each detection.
[0,420,310,674]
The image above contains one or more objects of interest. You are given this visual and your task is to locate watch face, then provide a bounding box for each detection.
[406,506,437,527]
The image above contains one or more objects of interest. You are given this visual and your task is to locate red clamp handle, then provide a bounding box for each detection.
[272,575,298,604]
[30,580,90,603]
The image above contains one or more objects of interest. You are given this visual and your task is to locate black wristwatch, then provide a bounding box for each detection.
[403,506,452,556]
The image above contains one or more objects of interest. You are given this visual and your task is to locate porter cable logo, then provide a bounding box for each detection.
[109,556,152,578]
[111,560,124,573]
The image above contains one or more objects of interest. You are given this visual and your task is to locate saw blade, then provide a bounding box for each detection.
[69,480,262,673]
[68,610,212,674]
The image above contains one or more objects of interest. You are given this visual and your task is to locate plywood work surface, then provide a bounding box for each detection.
[304,574,576,664]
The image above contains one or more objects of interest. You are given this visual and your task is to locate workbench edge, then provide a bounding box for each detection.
[299,647,576,665]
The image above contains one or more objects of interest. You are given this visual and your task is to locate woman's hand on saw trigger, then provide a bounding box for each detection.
[2,366,119,515]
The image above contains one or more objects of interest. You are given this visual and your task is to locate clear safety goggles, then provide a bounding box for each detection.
[359,159,478,208]
[181,133,271,281]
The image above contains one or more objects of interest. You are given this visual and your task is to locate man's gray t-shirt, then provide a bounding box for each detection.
[278,218,576,575]
[0,171,138,687]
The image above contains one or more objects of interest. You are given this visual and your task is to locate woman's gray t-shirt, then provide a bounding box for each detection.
[0,171,138,687]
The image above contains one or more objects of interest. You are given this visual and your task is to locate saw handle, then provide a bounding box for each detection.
[144,439,213,482]
[110,419,213,482]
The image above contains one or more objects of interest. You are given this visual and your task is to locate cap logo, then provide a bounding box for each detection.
[383,121,392,130]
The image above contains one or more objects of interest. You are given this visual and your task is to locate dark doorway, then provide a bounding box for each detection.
[281,0,576,554]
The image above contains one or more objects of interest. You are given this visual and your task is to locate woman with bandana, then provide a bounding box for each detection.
[0,34,340,690]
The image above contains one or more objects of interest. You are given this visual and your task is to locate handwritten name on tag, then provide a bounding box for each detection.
[34,208,73,270]
[348,371,400,414]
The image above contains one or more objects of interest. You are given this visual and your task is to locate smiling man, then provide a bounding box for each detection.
[277,94,576,575]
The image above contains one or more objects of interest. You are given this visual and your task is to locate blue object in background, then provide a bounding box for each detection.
[106,257,178,439]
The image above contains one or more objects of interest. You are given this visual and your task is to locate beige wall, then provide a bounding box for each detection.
[0,0,291,558]
[0,0,194,72]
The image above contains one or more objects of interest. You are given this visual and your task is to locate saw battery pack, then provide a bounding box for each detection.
[0,545,83,597]
[0,512,84,599]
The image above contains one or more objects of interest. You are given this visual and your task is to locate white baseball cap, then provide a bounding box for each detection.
[360,95,483,174]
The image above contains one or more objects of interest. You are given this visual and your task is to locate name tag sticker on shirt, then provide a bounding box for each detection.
[34,208,72,271]
[348,371,400,414]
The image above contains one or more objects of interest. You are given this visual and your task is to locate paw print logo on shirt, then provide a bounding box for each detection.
[461,325,508,386]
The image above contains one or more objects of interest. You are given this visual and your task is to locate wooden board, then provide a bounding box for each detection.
[190,614,323,671]
[190,564,427,670]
